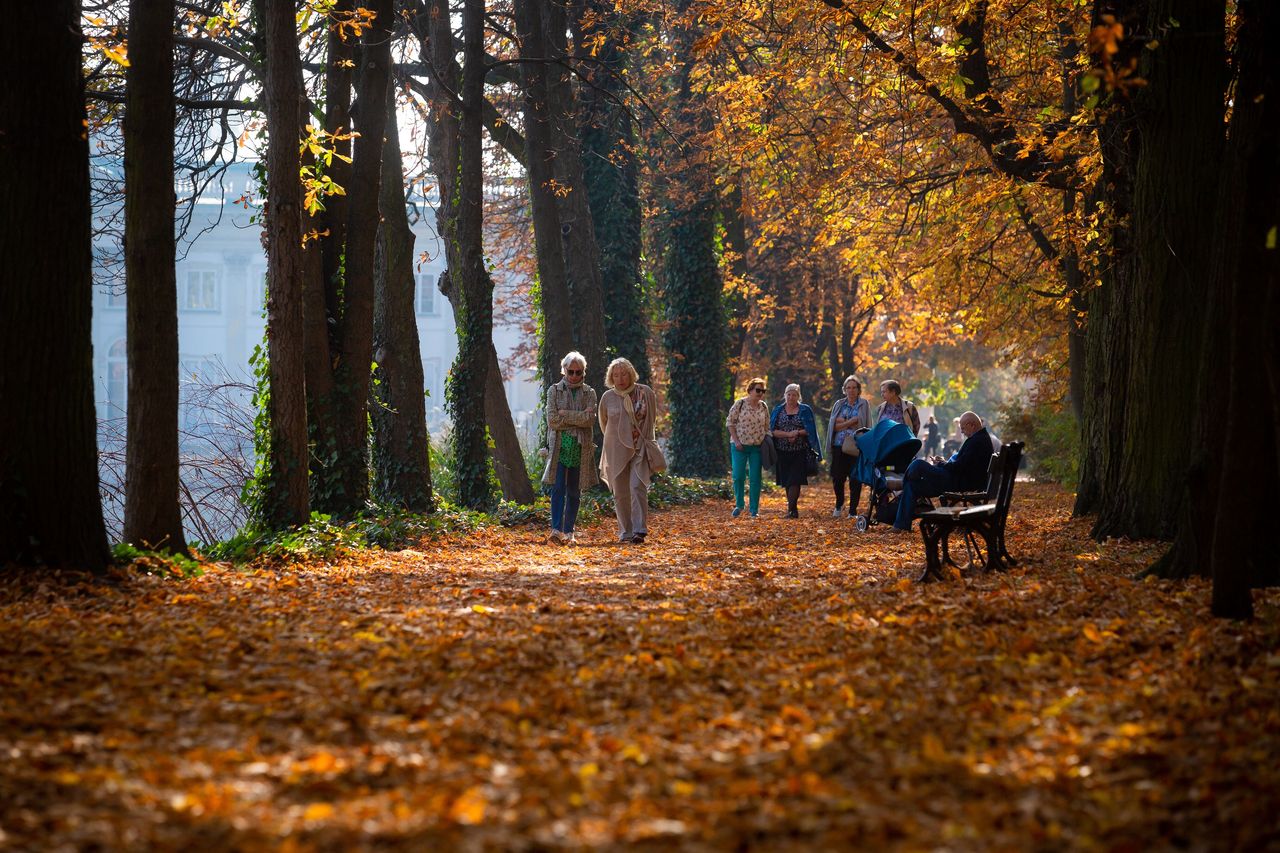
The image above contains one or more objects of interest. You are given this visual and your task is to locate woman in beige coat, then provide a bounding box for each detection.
[542,351,598,544]
[598,357,661,544]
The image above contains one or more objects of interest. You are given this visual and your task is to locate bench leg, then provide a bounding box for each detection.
[917,519,947,583]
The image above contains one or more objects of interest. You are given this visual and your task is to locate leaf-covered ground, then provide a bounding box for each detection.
[3,482,1279,850]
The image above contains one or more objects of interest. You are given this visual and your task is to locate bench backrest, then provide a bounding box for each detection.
[991,442,1023,524]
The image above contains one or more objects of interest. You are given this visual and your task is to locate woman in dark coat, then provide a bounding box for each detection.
[769,383,821,518]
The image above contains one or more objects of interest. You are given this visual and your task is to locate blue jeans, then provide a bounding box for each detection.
[551,463,581,533]
[731,444,762,515]
[894,458,955,530]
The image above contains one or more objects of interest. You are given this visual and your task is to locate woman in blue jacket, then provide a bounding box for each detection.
[770,383,821,518]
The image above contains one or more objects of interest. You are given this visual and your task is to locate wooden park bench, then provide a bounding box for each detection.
[916,441,1024,583]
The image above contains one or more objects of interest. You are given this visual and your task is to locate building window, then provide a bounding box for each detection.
[416,272,439,316]
[106,287,126,308]
[178,356,220,431]
[107,338,127,417]
[422,357,443,409]
[182,268,221,312]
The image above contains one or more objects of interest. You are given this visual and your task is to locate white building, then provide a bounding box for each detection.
[91,162,541,436]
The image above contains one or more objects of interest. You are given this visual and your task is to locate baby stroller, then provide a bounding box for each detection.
[852,419,923,532]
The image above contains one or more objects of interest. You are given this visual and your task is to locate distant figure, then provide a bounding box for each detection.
[726,377,771,519]
[873,379,921,435]
[599,357,661,545]
[770,383,821,518]
[543,351,597,545]
[892,411,993,531]
[827,375,871,518]
[921,415,941,458]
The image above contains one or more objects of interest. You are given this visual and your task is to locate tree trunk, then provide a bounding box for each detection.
[372,84,433,512]
[1073,0,1140,530]
[435,270,534,505]
[0,0,110,570]
[663,1,729,477]
[484,347,536,504]
[320,0,354,322]
[573,0,651,383]
[426,0,496,510]
[513,0,575,390]
[122,0,188,554]
[302,0,352,508]
[721,175,751,388]
[1092,0,1222,540]
[318,0,393,516]
[1207,0,1280,618]
[543,0,608,395]
[260,0,310,528]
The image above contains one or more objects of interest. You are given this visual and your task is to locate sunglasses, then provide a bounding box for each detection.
[566,368,584,376]
[749,387,765,394]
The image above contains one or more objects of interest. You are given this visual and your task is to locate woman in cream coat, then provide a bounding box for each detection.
[598,357,661,544]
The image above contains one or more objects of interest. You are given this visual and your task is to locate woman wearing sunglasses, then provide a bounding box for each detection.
[725,377,770,518]
[543,351,597,544]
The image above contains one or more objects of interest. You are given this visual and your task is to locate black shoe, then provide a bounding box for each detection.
[631,532,647,544]
[787,509,799,519]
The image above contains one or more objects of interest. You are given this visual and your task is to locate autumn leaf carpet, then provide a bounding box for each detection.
[2,482,1279,850]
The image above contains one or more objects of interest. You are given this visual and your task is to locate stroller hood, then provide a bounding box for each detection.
[855,419,923,485]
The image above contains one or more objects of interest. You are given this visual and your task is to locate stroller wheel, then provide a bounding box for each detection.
[854,515,868,533]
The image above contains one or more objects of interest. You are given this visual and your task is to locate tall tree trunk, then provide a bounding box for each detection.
[0,0,110,569]
[543,0,608,395]
[259,0,310,527]
[1207,0,1280,618]
[435,271,535,505]
[372,84,433,512]
[484,348,536,503]
[122,0,188,554]
[663,0,729,477]
[426,0,496,509]
[514,0,575,389]
[1074,0,1144,524]
[1078,0,1222,541]
[303,0,352,508]
[573,0,651,383]
[721,175,751,388]
[319,0,393,515]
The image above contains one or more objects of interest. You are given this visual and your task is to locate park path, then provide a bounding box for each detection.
[2,483,1279,850]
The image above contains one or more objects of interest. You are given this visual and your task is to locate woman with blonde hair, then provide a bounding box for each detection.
[769,383,821,518]
[726,377,770,518]
[542,351,597,544]
[598,357,663,544]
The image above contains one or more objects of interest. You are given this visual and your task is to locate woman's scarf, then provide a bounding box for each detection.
[614,384,645,456]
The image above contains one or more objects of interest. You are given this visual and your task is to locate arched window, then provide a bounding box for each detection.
[107,338,127,416]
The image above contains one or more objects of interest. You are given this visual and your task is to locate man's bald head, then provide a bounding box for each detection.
[959,411,983,437]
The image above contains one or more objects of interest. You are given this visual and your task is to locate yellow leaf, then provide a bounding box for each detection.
[303,802,334,821]
[1082,624,1104,643]
[448,785,487,824]
[471,604,491,614]
[921,733,948,762]
[353,630,385,643]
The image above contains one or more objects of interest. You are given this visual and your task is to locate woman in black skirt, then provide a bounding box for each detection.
[769,383,821,518]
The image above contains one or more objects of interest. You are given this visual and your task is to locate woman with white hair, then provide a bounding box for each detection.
[598,357,662,544]
[543,351,597,544]
[769,383,821,518]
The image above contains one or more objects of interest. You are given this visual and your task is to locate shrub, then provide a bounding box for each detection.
[996,400,1079,488]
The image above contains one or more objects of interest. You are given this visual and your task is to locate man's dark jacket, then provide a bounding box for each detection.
[943,427,993,491]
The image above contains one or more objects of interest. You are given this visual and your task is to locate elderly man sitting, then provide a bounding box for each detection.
[893,411,994,531]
